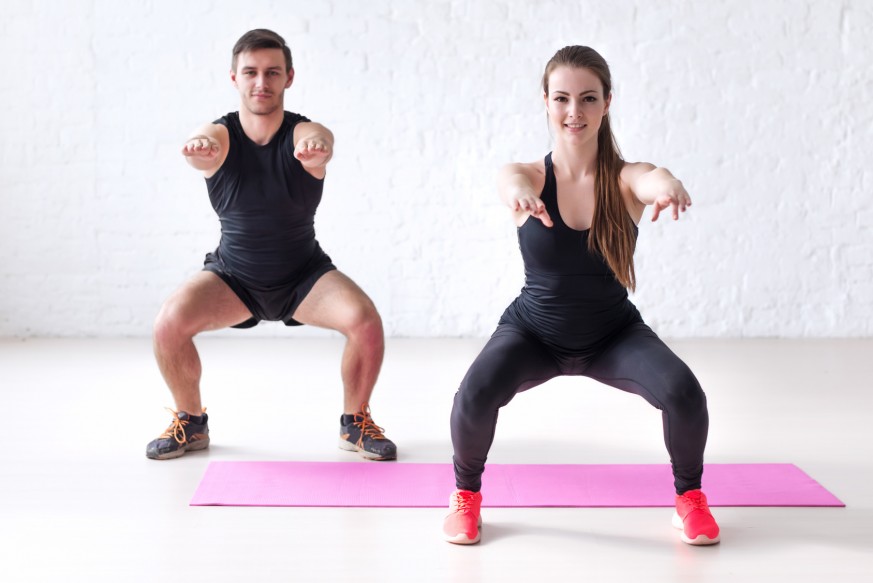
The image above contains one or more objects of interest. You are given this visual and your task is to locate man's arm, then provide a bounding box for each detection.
[621,162,692,222]
[293,122,334,179]
[181,123,229,177]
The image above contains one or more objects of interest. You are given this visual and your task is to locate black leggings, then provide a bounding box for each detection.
[450,320,709,495]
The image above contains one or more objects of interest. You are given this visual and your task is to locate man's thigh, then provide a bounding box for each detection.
[161,271,253,333]
[291,270,377,331]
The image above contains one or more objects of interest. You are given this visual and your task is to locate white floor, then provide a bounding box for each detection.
[1,337,872,582]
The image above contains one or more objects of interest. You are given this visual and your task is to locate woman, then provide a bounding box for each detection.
[443,46,719,546]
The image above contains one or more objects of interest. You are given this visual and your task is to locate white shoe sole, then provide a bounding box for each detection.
[443,515,483,545]
[338,438,396,461]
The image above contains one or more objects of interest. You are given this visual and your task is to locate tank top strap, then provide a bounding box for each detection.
[540,152,559,214]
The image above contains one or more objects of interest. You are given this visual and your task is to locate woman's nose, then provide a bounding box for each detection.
[570,102,584,118]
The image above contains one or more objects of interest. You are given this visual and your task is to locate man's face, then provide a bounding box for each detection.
[231,49,294,116]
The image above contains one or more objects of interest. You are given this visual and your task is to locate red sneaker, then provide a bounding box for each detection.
[673,489,721,545]
[443,489,483,545]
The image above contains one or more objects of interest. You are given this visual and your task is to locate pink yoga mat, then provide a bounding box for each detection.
[189,463,843,508]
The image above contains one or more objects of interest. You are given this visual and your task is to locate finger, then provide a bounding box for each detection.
[651,204,662,222]
[673,201,679,220]
[537,208,554,228]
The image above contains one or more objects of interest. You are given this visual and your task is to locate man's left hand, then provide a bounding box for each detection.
[294,139,332,168]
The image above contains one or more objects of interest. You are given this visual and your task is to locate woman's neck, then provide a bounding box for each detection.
[551,139,599,181]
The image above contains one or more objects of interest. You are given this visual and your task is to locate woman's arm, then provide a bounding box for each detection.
[498,162,553,227]
[621,162,692,221]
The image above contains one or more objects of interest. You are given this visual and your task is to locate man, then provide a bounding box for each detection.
[147,29,396,462]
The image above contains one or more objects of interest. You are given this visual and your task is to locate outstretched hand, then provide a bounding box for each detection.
[294,137,332,168]
[181,135,220,160]
[650,182,692,221]
[511,192,553,227]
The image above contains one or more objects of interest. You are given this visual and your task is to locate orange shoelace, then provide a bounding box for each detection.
[158,408,206,445]
[352,404,388,447]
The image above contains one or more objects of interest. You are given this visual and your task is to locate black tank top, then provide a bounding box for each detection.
[510,153,640,350]
[205,111,325,287]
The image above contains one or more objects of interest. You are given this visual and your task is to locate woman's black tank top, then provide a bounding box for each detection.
[508,153,640,351]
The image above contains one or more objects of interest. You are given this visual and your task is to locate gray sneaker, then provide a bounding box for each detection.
[146,409,210,460]
[339,405,397,461]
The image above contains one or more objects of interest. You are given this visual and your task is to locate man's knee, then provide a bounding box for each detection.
[342,298,383,340]
[353,304,382,339]
[153,296,199,345]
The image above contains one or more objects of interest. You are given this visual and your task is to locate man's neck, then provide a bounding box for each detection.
[238,107,285,146]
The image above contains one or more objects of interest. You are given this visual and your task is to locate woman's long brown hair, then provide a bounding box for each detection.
[542,46,637,291]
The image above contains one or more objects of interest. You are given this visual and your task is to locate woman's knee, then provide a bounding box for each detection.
[660,365,707,416]
[456,366,518,415]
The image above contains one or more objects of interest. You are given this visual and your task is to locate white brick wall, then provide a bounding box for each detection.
[1,0,870,338]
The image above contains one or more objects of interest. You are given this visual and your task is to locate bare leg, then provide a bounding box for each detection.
[152,271,252,413]
[292,270,384,414]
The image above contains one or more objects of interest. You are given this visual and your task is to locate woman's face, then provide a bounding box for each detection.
[544,66,611,145]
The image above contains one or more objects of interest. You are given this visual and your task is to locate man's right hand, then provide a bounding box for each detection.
[181,135,220,160]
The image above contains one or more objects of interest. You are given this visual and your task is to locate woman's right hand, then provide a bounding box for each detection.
[499,163,553,227]
[510,191,553,227]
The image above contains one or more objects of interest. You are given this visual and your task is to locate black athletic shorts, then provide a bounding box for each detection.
[203,248,336,329]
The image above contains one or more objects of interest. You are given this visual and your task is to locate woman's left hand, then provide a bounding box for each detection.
[650,179,692,221]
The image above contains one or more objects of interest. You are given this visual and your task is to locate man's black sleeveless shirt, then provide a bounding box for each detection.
[205,111,325,288]
[505,153,641,352]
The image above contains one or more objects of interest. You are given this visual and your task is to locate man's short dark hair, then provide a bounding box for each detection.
[232,29,293,73]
